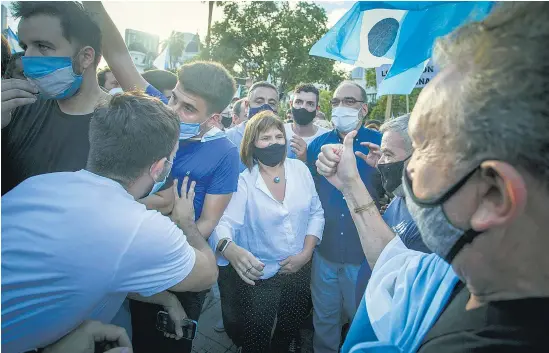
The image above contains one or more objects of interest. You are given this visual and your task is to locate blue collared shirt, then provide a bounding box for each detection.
[307,127,382,264]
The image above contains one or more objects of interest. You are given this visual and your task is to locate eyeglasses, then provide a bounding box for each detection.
[330,97,364,107]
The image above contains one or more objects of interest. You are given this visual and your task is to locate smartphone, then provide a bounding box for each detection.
[156,310,198,341]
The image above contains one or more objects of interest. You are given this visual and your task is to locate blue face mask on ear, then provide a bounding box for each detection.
[248,103,275,119]
[148,158,173,196]
[22,56,83,100]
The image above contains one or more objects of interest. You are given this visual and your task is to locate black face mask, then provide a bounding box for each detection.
[377,159,406,194]
[221,115,233,129]
[253,143,286,167]
[291,107,316,126]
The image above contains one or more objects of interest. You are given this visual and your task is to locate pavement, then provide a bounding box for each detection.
[191,284,314,353]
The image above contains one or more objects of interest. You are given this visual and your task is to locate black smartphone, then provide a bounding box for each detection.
[156,310,198,341]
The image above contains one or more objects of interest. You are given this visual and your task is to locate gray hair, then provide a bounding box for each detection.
[431,2,549,188]
[380,114,412,154]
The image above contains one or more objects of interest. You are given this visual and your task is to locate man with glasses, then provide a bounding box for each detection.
[306,81,382,353]
[285,83,329,162]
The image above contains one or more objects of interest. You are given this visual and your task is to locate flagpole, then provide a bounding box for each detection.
[385,95,393,121]
[406,94,410,113]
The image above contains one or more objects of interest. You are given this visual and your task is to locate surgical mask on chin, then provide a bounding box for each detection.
[331,106,360,133]
[179,117,213,140]
[248,103,275,119]
[22,56,83,100]
[402,165,482,263]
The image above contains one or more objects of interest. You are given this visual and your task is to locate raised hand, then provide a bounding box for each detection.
[1,79,39,128]
[171,177,196,228]
[316,130,361,190]
[356,141,382,168]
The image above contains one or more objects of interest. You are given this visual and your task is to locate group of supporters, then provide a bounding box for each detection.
[1,1,548,353]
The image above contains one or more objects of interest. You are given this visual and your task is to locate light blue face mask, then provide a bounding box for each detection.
[21,56,83,100]
[179,121,202,140]
[148,158,173,196]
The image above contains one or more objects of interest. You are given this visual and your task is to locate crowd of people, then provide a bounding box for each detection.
[1,1,548,353]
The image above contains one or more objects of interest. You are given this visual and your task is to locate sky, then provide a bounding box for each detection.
[3,0,355,70]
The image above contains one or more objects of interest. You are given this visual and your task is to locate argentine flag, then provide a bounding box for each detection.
[153,45,170,70]
[6,27,23,54]
[310,1,494,96]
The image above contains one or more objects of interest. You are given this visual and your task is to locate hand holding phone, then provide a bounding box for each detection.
[156,311,198,341]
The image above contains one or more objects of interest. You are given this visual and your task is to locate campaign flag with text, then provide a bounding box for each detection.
[310,1,493,96]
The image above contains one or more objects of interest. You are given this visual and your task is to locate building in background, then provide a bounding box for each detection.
[1,4,8,31]
[125,29,159,73]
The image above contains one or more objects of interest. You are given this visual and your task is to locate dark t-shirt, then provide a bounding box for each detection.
[2,98,93,195]
[418,282,549,353]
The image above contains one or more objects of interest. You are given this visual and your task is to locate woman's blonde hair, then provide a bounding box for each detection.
[240,110,287,170]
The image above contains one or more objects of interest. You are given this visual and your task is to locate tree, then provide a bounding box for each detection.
[205,2,345,94]
[162,31,186,69]
[204,1,224,59]
[319,90,334,120]
[368,88,422,121]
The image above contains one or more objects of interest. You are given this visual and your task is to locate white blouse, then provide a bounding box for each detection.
[210,158,325,279]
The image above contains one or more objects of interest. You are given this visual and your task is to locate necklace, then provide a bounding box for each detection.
[273,176,280,183]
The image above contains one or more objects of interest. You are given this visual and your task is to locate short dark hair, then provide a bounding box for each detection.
[1,34,10,77]
[97,67,112,88]
[177,61,236,114]
[142,70,178,93]
[248,81,278,99]
[240,110,287,170]
[294,83,320,105]
[11,1,102,66]
[232,98,246,117]
[337,80,367,102]
[87,91,180,186]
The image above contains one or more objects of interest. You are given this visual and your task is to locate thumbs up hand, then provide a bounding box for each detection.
[316,130,362,191]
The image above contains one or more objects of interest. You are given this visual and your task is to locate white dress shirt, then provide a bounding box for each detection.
[210,158,325,279]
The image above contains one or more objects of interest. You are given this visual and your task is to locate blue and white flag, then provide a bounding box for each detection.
[153,45,170,70]
[310,1,494,96]
[6,27,23,54]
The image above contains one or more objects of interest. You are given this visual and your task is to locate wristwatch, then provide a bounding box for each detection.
[217,238,233,254]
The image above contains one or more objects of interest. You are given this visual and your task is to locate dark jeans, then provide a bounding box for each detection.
[130,290,208,353]
[218,265,244,346]
[238,262,312,353]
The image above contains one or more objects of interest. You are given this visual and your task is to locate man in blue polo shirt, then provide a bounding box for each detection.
[226,81,279,172]
[84,3,239,353]
[306,81,382,353]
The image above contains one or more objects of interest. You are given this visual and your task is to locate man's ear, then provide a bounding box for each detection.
[150,158,167,181]
[470,161,527,231]
[361,103,369,117]
[76,46,96,72]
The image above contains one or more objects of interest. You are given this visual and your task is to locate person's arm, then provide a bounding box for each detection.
[168,179,218,292]
[138,176,175,215]
[83,2,149,91]
[138,187,175,216]
[196,193,232,239]
[195,146,240,239]
[341,177,395,269]
[315,131,395,269]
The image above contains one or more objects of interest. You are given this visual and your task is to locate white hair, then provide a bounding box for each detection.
[432,2,549,189]
[379,114,412,154]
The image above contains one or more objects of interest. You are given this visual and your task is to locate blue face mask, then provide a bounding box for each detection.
[22,56,83,100]
[148,158,173,196]
[248,103,275,119]
[179,121,202,140]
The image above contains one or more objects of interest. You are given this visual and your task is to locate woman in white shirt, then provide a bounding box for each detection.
[212,110,325,353]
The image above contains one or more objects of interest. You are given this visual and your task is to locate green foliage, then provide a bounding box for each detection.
[204,2,345,94]
[319,89,333,120]
[368,88,422,121]
[365,68,377,87]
